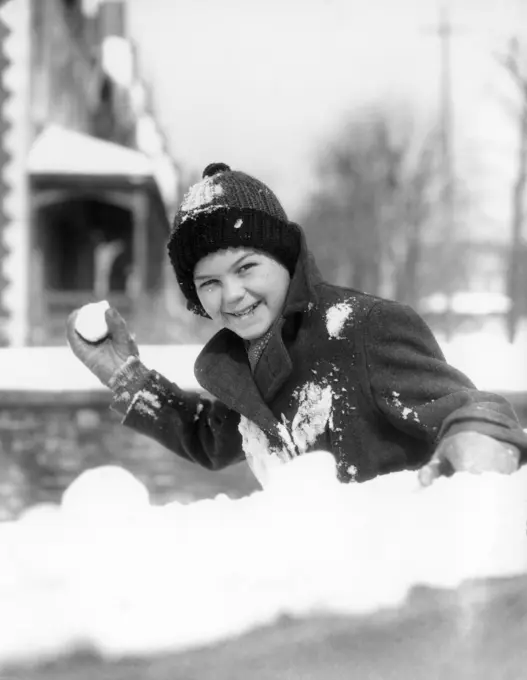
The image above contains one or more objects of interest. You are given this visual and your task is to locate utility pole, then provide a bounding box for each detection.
[427,5,457,339]
[497,38,527,343]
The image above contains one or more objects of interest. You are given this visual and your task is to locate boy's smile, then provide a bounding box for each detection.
[193,248,291,340]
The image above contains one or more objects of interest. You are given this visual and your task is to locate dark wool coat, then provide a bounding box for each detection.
[114,236,527,486]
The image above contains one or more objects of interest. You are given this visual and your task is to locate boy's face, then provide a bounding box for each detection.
[193,248,291,340]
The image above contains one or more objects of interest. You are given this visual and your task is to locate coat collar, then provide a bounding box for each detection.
[281,226,322,315]
[194,225,322,434]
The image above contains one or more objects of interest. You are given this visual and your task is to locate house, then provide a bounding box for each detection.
[0,0,179,346]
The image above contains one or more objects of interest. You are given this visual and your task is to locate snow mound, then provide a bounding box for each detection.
[61,465,150,522]
[0,454,526,668]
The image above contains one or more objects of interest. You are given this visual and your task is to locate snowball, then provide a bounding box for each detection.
[74,300,110,343]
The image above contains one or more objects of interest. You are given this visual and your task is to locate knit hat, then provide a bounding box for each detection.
[167,162,301,316]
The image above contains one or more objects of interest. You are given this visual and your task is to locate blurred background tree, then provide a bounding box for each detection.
[300,105,469,313]
[497,37,527,342]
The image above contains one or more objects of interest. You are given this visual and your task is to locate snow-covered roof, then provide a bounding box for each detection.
[28,125,154,179]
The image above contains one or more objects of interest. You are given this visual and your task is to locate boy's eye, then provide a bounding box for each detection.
[198,279,218,290]
[238,262,256,274]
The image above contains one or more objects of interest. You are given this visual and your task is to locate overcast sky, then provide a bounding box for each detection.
[127,0,526,235]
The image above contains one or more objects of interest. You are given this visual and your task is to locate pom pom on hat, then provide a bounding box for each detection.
[202,162,231,178]
[167,163,301,317]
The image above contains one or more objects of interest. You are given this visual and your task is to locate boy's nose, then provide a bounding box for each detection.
[222,278,245,306]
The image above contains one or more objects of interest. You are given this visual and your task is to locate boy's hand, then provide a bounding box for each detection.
[418,431,520,487]
[66,306,139,386]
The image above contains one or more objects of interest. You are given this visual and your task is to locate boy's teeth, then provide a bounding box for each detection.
[235,303,257,316]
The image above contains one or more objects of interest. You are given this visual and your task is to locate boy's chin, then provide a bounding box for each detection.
[235,327,267,341]
[232,320,273,341]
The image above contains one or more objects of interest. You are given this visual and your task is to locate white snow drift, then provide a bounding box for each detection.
[0,452,526,668]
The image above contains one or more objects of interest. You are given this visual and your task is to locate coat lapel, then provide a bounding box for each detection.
[252,317,293,402]
[194,329,280,435]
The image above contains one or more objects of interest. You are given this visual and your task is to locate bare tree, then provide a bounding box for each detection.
[300,108,459,309]
[496,38,527,342]
[393,132,440,308]
[301,111,405,295]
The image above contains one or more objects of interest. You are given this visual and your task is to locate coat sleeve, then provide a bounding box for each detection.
[110,361,245,471]
[362,300,527,461]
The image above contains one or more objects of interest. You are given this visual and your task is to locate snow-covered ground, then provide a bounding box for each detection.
[0,454,526,668]
[0,321,524,394]
[437,320,527,393]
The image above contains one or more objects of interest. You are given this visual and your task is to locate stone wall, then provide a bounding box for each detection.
[0,389,259,521]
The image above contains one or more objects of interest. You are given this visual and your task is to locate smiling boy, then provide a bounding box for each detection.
[67,163,527,488]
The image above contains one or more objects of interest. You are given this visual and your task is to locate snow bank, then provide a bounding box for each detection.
[0,345,203,392]
[0,453,525,668]
[439,323,527,393]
